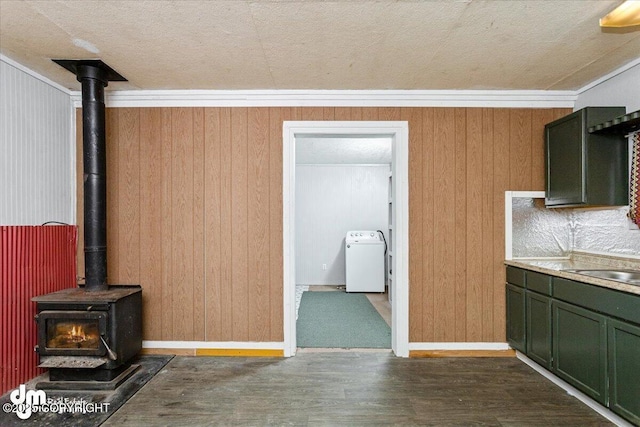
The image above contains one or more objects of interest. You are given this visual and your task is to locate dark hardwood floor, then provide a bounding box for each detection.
[102,352,613,426]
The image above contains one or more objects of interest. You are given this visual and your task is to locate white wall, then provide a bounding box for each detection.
[574,60,640,112]
[295,165,389,285]
[0,58,73,225]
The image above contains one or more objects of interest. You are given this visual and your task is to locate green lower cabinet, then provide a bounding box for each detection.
[505,267,640,423]
[552,300,608,405]
[526,292,552,369]
[607,319,640,425]
[506,283,526,352]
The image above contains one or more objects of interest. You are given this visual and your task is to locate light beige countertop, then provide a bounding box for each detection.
[505,251,640,296]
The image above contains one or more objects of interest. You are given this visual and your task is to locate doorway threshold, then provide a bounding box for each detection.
[296,348,393,353]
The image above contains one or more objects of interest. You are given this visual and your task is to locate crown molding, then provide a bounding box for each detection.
[68,89,577,109]
[5,53,638,107]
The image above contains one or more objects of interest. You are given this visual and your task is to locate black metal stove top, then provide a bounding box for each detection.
[32,285,141,304]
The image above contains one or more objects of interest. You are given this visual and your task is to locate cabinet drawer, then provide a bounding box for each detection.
[553,277,640,325]
[506,266,525,288]
[526,271,552,295]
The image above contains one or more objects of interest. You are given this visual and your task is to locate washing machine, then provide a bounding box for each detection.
[345,231,385,293]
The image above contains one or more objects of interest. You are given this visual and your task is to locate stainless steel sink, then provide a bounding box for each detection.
[563,269,640,286]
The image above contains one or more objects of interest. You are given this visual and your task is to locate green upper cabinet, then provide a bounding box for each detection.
[545,106,628,207]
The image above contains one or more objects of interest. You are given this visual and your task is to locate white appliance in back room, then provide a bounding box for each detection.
[345,231,385,292]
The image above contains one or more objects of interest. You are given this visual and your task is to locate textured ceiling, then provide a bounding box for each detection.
[1,0,639,91]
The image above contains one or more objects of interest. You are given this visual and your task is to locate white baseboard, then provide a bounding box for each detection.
[408,342,511,351]
[142,341,284,350]
[517,351,633,427]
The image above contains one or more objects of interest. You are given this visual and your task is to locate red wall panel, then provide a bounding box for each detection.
[0,226,77,395]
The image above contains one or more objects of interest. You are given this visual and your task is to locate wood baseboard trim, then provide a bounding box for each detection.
[409,349,516,358]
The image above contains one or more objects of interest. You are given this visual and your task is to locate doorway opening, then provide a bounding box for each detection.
[283,121,409,357]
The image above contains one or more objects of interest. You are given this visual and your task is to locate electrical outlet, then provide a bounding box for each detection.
[322,264,327,270]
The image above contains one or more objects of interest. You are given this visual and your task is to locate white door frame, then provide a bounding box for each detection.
[283,121,409,357]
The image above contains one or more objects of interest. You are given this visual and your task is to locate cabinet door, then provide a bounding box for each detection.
[545,106,627,207]
[545,112,584,206]
[608,319,640,425]
[552,301,607,404]
[526,292,552,369]
[506,284,526,352]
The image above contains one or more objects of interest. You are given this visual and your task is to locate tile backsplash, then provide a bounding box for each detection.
[512,198,639,258]
[573,207,639,256]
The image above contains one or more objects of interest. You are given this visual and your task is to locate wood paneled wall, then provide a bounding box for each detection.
[76,106,570,343]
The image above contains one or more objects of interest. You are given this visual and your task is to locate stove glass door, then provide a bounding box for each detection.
[38,311,107,356]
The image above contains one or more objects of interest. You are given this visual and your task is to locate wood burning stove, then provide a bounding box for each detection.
[30,60,142,390]
[33,286,142,385]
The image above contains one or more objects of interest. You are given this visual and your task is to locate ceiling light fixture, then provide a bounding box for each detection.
[600,0,640,27]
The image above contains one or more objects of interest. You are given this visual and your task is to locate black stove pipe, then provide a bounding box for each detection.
[78,65,109,292]
[53,59,127,292]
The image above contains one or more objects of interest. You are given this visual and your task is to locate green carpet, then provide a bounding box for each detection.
[296,292,391,348]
